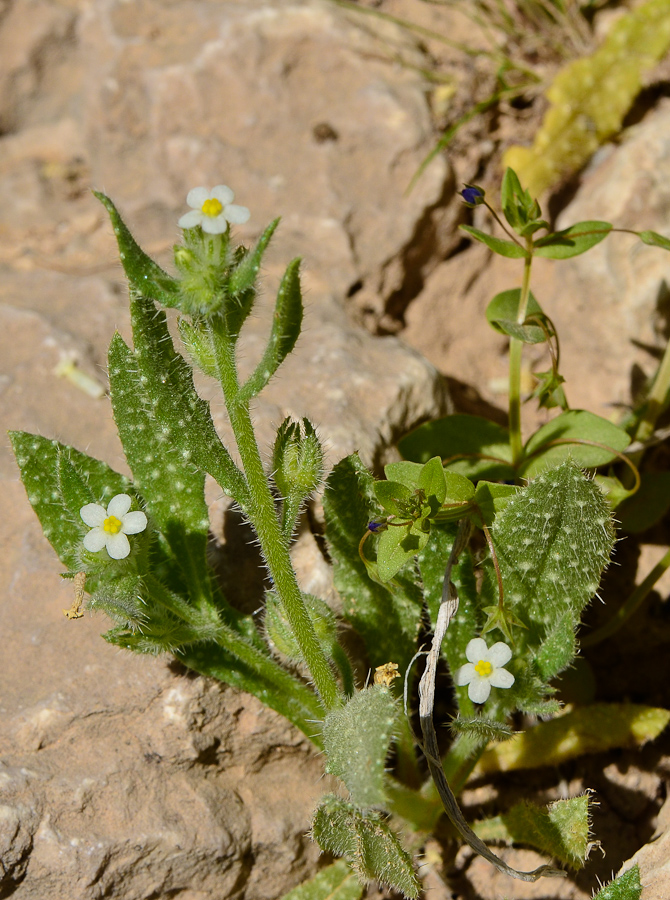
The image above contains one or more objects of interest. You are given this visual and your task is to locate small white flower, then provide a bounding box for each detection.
[80,494,147,560]
[178,185,250,234]
[454,637,515,704]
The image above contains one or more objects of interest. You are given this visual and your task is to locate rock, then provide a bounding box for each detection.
[0,0,454,896]
[536,98,670,416]
[618,790,670,900]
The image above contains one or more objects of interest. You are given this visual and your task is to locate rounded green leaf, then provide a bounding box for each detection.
[399,414,514,481]
[533,221,612,258]
[486,289,551,344]
[520,410,630,476]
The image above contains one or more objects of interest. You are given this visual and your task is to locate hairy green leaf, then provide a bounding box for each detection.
[324,686,398,807]
[474,795,591,868]
[279,861,363,900]
[238,257,303,401]
[311,796,419,899]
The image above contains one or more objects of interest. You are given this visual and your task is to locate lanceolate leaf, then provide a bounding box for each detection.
[594,866,642,900]
[474,795,592,869]
[476,704,670,773]
[238,257,303,401]
[533,221,612,258]
[108,333,212,605]
[324,686,398,807]
[311,796,419,899]
[279,861,363,900]
[9,431,131,571]
[460,225,528,258]
[95,192,181,306]
[225,219,280,339]
[127,293,249,506]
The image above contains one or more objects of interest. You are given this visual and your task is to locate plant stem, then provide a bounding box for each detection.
[632,334,670,458]
[508,240,534,466]
[210,325,342,711]
[581,547,670,648]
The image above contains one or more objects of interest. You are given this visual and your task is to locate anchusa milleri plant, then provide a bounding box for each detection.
[11,171,668,900]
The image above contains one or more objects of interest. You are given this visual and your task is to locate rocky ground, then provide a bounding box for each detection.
[1,0,669,898]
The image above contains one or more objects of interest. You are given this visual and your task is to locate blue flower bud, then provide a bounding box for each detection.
[461,185,485,206]
[368,521,384,533]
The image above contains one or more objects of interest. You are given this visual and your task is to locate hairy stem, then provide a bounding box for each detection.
[210,323,342,710]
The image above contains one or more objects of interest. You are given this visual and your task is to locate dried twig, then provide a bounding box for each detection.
[417,518,566,883]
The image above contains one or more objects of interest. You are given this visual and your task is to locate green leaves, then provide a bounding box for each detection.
[639,229,670,251]
[477,704,670,772]
[520,410,630,476]
[126,293,249,506]
[594,866,642,900]
[323,685,398,807]
[401,410,630,483]
[398,415,514,481]
[460,225,527,258]
[9,431,132,573]
[370,456,475,582]
[95,192,181,306]
[279,861,363,900]
[486,289,552,344]
[323,454,423,674]
[474,795,592,869]
[238,257,304,401]
[311,796,419,899]
[533,221,612,258]
[491,462,616,675]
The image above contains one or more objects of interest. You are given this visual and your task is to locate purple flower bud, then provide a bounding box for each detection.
[461,185,484,206]
[368,521,384,533]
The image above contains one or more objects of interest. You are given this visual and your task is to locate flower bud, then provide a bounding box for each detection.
[461,184,485,207]
[264,591,337,662]
[272,418,324,501]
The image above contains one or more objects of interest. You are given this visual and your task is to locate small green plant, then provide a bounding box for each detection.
[10,174,668,899]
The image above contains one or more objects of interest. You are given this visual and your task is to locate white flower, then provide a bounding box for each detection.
[80,494,147,560]
[178,185,250,234]
[454,637,515,704]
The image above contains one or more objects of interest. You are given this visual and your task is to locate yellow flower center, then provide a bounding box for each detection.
[103,515,123,534]
[201,198,223,217]
[475,659,492,677]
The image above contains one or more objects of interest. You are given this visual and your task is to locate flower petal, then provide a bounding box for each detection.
[211,184,234,205]
[454,663,475,686]
[488,642,513,667]
[468,677,492,704]
[186,186,210,208]
[224,204,250,225]
[80,503,107,527]
[122,510,148,534]
[178,210,203,229]
[489,668,515,689]
[465,638,489,664]
[107,493,132,518]
[200,215,229,235]
[83,528,107,552]
[106,532,131,559]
